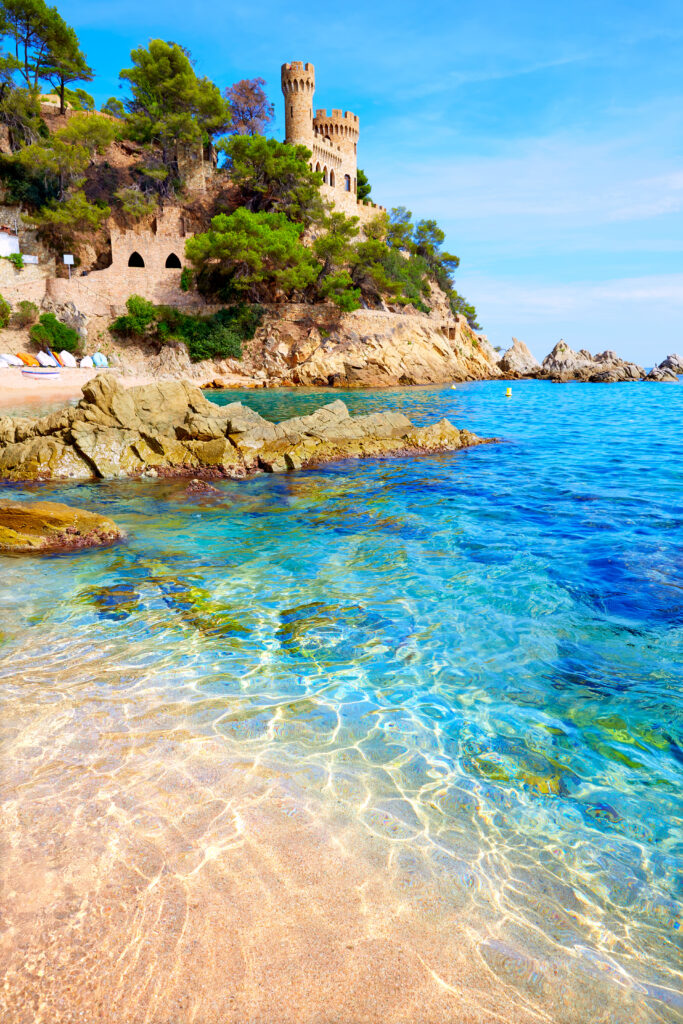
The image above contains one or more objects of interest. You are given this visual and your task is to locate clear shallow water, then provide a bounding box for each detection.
[1,379,682,1022]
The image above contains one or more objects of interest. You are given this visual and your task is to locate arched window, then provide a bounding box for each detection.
[128,251,144,268]
[165,253,181,269]
[344,174,351,192]
[315,162,321,173]
[323,167,329,184]
[329,170,335,187]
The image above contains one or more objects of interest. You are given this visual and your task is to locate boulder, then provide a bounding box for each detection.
[0,374,495,482]
[644,366,680,382]
[498,338,541,377]
[658,354,683,374]
[0,499,124,553]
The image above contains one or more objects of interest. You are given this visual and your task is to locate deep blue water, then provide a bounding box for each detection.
[1,378,681,1020]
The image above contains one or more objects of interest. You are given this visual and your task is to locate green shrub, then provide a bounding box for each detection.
[109,295,157,337]
[30,313,80,353]
[109,295,263,362]
[15,300,39,327]
[0,294,10,328]
[4,253,24,271]
[180,267,193,292]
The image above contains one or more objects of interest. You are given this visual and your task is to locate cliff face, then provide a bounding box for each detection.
[235,305,502,388]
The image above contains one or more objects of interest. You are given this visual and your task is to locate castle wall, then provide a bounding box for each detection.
[0,209,191,317]
[281,61,385,224]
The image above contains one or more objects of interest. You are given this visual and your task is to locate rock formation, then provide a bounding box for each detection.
[95,305,501,390]
[497,338,541,378]
[0,376,494,482]
[644,366,680,382]
[537,342,644,383]
[0,499,123,553]
[657,354,683,374]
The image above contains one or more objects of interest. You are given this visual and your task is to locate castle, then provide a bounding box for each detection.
[281,61,385,223]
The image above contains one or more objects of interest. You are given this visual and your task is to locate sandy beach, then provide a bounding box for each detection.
[0,367,158,413]
[0,367,116,411]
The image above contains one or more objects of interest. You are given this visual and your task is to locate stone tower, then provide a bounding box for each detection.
[281,61,315,146]
[280,59,384,222]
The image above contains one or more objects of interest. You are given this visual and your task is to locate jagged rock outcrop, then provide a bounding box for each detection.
[498,338,541,377]
[538,342,644,382]
[645,366,680,382]
[0,499,123,553]
[658,354,683,374]
[0,375,494,482]
[241,308,502,388]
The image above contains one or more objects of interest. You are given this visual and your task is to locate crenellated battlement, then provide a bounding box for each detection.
[281,61,314,74]
[314,109,359,124]
[282,58,379,222]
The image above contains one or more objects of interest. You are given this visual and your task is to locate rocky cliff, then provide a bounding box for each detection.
[0,375,494,481]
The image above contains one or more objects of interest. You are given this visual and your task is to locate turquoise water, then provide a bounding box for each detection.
[1,379,682,1020]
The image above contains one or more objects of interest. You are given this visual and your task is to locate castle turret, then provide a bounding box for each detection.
[313,109,359,163]
[281,61,315,146]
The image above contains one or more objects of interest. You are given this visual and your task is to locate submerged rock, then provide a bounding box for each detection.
[0,376,495,482]
[0,500,124,554]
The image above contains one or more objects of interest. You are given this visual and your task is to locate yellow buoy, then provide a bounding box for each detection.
[506,387,512,397]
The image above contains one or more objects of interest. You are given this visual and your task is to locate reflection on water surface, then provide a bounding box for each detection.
[0,380,682,1023]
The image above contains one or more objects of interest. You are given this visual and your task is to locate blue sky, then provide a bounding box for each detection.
[67,0,683,363]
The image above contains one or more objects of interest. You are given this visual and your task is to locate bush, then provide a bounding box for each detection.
[109,295,263,362]
[15,300,39,327]
[180,267,193,292]
[0,294,10,328]
[5,253,24,271]
[30,313,80,353]
[109,295,157,337]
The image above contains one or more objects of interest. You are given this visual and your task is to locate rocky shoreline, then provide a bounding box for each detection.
[0,375,494,483]
[497,338,681,383]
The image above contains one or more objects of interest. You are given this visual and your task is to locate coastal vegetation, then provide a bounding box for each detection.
[0,0,480,327]
[109,294,262,361]
[29,309,79,351]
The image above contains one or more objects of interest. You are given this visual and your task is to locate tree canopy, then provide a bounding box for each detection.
[356,168,371,202]
[222,134,325,226]
[185,208,318,302]
[225,77,274,136]
[118,39,231,186]
[0,0,91,110]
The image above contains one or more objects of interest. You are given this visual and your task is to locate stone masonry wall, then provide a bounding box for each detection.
[281,60,386,223]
